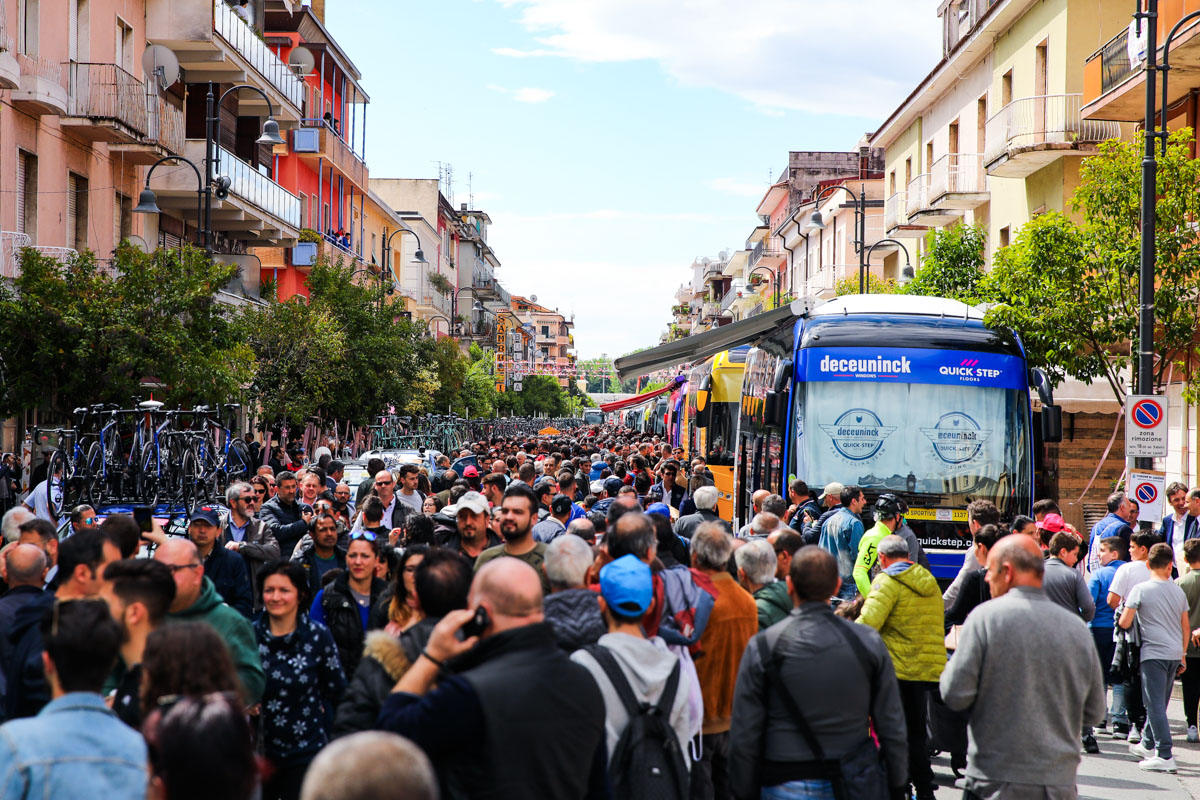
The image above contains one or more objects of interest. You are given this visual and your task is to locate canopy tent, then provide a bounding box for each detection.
[614,299,811,382]
[598,376,686,413]
[538,427,562,435]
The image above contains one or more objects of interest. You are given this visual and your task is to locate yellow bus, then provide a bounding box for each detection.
[688,347,748,521]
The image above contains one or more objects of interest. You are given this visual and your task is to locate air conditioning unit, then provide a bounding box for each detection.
[292,128,320,153]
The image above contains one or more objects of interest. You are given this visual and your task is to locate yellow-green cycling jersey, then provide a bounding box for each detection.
[853,521,893,597]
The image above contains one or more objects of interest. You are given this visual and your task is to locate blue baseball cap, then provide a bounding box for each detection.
[645,502,672,519]
[189,505,222,527]
[599,554,653,617]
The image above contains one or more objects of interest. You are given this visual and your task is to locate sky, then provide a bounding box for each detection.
[326,1,942,361]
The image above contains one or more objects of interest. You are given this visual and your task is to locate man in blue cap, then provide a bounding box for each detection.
[186,505,253,618]
[570,554,702,783]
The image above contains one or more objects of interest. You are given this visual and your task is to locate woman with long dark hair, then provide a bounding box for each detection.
[140,623,245,717]
[254,560,346,800]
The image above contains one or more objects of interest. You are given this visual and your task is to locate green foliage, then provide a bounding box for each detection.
[834,273,899,296]
[0,244,250,417]
[905,224,986,300]
[982,128,1200,399]
[298,228,321,243]
[427,271,454,295]
[496,375,569,417]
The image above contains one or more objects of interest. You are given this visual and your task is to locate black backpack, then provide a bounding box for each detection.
[584,645,689,800]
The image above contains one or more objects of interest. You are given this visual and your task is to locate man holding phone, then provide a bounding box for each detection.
[377,557,607,799]
[258,471,313,559]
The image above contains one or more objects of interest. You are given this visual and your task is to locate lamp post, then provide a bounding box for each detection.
[804,184,868,294]
[746,265,780,309]
[134,82,284,253]
[383,225,427,278]
[864,239,915,288]
[452,286,486,337]
[424,313,452,337]
[133,156,206,250]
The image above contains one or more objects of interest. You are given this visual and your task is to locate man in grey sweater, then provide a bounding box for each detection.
[1043,532,1095,622]
[942,534,1106,798]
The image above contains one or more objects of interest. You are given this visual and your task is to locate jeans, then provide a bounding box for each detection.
[1140,658,1177,759]
[897,680,934,797]
[835,578,859,604]
[762,781,836,800]
[1181,656,1200,727]
[691,731,731,800]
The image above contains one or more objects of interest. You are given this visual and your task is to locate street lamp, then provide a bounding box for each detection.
[746,265,780,309]
[133,156,206,250]
[453,286,486,337]
[805,184,868,294]
[864,239,914,288]
[134,82,284,253]
[383,225,427,287]
[424,313,452,337]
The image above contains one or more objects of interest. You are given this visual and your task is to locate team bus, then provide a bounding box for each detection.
[616,294,1061,580]
[686,347,748,520]
[583,408,604,427]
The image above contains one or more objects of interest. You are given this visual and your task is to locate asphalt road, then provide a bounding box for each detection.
[925,690,1200,799]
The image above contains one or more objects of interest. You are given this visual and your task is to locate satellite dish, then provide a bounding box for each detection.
[142,45,180,91]
[128,234,150,253]
[530,294,538,303]
[288,46,315,76]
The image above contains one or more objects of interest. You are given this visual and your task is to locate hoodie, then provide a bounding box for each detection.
[166,577,265,703]
[570,633,703,767]
[856,561,945,682]
[2,590,53,719]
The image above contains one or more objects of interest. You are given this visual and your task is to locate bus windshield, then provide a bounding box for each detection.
[583,410,603,425]
[798,380,1031,513]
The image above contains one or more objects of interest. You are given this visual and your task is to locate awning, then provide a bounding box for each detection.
[615,299,810,382]
[599,376,685,413]
[538,427,561,435]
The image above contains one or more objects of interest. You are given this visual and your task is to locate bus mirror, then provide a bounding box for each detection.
[766,389,789,428]
[1041,404,1063,444]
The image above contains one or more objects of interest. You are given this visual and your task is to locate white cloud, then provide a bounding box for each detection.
[491,0,940,117]
[707,177,768,198]
[487,84,556,103]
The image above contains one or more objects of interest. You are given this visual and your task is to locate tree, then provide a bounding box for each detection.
[835,273,899,296]
[982,128,1200,401]
[496,375,568,417]
[905,223,986,300]
[0,244,250,417]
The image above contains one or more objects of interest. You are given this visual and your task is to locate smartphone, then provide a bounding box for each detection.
[461,605,490,639]
[133,505,154,535]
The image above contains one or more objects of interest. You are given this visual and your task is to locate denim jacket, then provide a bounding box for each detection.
[0,692,147,799]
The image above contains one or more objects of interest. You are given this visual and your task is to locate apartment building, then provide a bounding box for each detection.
[510,295,575,388]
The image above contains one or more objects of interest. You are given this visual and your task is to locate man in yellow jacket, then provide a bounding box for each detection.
[858,534,944,800]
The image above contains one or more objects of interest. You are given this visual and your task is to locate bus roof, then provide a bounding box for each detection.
[810,294,985,320]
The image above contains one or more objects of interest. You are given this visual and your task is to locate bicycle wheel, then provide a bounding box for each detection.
[138,442,160,508]
[84,441,103,507]
[45,449,68,519]
[226,439,252,487]
[179,447,201,509]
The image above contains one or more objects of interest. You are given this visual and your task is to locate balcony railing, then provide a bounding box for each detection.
[749,239,783,268]
[299,118,367,185]
[702,259,724,278]
[145,88,185,155]
[215,144,301,228]
[905,174,931,217]
[720,279,747,312]
[885,191,908,230]
[17,53,61,84]
[0,0,13,54]
[212,0,304,109]
[928,153,986,199]
[0,231,29,279]
[1092,26,1137,96]
[984,94,1121,166]
[65,63,149,136]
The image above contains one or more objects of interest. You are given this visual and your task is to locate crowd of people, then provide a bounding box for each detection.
[0,425,1197,800]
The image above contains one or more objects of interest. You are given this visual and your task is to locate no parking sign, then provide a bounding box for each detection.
[1126,395,1168,458]
[1130,469,1166,525]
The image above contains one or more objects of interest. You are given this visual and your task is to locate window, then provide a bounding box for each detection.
[18,0,39,55]
[16,151,37,239]
[541,325,549,338]
[115,192,132,249]
[1001,70,1013,107]
[309,194,317,228]
[68,0,88,63]
[998,225,1010,249]
[67,172,89,251]
[115,18,133,72]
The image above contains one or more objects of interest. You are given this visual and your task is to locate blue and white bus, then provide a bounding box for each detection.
[616,294,1061,580]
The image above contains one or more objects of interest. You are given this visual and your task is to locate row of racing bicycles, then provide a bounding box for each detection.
[31,400,252,518]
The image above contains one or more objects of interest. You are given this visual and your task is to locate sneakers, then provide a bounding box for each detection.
[1128,724,1142,743]
[1129,740,1155,760]
[1139,755,1178,773]
[1096,718,1108,735]
[1113,721,1131,739]
[1083,734,1100,754]
[1189,725,1199,743]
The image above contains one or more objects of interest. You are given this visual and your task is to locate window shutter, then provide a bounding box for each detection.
[114,193,121,248]
[67,174,78,250]
[15,155,26,235]
[68,0,78,62]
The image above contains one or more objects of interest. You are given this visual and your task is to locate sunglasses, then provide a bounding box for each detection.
[254,489,266,496]
[350,529,377,541]
[375,479,393,486]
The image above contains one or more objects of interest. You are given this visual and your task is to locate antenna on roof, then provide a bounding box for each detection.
[468,171,474,208]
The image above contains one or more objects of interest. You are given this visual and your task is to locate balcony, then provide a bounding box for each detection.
[146,0,303,122]
[62,63,149,143]
[905,173,961,227]
[884,191,926,240]
[720,279,747,312]
[293,119,368,190]
[13,53,67,115]
[400,275,452,315]
[700,300,722,320]
[149,140,300,245]
[749,238,784,270]
[927,153,988,209]
[984,94,1121,177]
[0,232,29,280]
[0,3,18,90]
[701,258,725,283]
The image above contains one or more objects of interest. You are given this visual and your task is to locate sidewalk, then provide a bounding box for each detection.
[928,691,1200,798]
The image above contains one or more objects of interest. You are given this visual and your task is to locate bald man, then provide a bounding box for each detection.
[155,538,264,704]
[378,558,606,799]
[940,535,1105,796]
[0,544,46,643]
